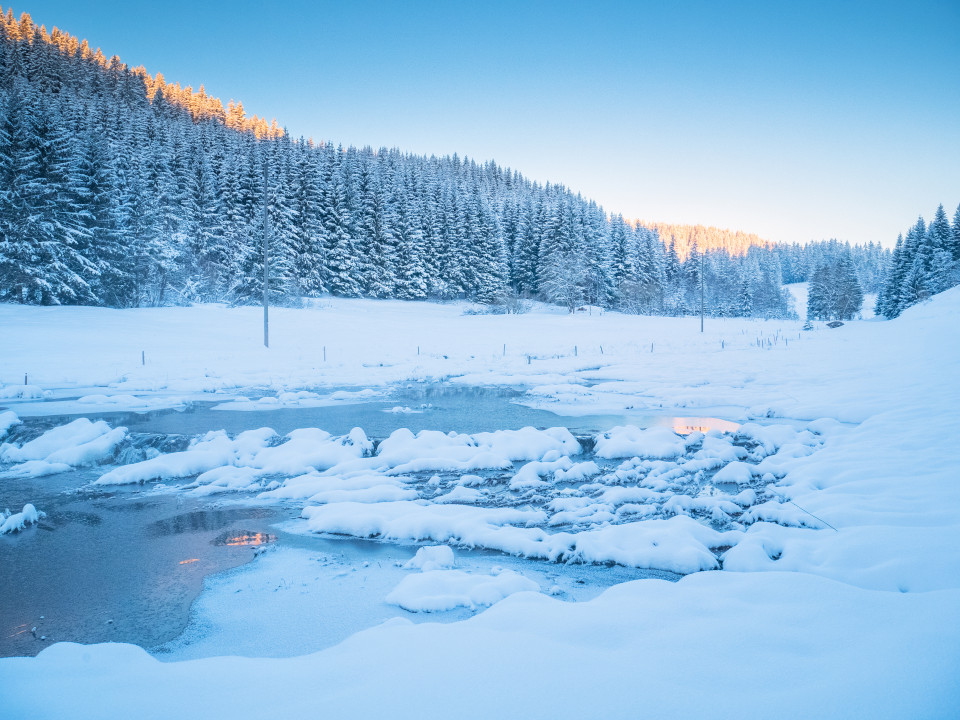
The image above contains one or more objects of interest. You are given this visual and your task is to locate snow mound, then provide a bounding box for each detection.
[386,568,539,612]
[96,428,275,485]
[712,460,757,486]
[0,409,20,439]
[96,426,370,485]
[403,545,456,571]
[0,418,126,476]
[0,503,45,534]
[376,426,579,474]
[594,425,687,459]
[302,501,547,543]
[0,384,48,400]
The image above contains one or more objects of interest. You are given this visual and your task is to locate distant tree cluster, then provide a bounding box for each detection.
[806,257,863,321]
[639,222,771,261]
[0,8,880,321]
[774,240,890,295]
[874,204,960,318]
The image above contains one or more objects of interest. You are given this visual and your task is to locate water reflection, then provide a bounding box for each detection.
[662,417,741,435]
[148,508,275,537]
[213,531,277,547]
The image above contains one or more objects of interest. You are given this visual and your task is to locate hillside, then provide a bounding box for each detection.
[0,6,887,322]
[638,220,771,261]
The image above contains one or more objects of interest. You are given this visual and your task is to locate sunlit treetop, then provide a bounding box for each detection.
[1,6,283,139]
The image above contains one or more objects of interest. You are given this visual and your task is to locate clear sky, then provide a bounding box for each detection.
[11,0,960,246]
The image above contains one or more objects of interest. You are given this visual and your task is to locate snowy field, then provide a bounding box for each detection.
[1,293,959,719]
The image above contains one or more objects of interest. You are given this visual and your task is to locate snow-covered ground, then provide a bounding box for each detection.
[1,292,959,718]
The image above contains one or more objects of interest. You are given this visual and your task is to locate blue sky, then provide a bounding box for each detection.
[13,0,960,246]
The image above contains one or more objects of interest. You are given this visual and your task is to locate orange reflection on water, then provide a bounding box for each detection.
[223,532,273,547]
[179,558,200,565]
[669,417,741,435]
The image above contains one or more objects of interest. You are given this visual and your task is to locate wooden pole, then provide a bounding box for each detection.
[700,247,705,333]
[263,160,270,349]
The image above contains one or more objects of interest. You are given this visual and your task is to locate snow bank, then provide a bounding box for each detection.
[0,418,126,476]
[186,466,265,496]
[302,501,548,543]
[302,500,733,574]
[735,422,815,455]
[95,428,274,485]
[375,426,579,475]
[386,569,539,612]
[0,409,19,439]
[259,471,414,503]
[246,427,371,475]
[594,425,687,459]
[554,516,737,573]
[5,572,957,719]
[212,389,381,411]
[96,426,370,485]
[1,418,122,463]
[0,460,72,478]
[0,384,48,400]
[0,503,45,534]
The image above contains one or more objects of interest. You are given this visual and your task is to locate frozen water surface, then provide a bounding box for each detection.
[3,383,741,438]
[1,384,720,659]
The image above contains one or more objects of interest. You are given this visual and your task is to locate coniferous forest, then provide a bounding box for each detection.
[4,8,948,321]
[874,204,960,318]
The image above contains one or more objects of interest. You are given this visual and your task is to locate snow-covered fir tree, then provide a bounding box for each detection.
[0,9,886,319]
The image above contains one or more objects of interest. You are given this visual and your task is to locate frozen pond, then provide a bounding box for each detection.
[0,463,673,659]
[2,383,740,438]
[0,465,289,658]
[2,384,738,659]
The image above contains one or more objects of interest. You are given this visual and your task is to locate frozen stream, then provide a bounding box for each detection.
[16,384,696,437]
[0,384,728,659]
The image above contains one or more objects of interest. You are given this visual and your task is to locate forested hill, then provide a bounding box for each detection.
[638,222,771,262]
[0,7,881,319]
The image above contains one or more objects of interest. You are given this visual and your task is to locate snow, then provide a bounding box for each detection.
[3,572,957,719]
[594,425,687,459]
[211,388,382,411]
[0,503,45,534]
[0,384,48,400]
[386,568,539,612]
[372,426,580,475]
[2,287,960,717]
[403,545,456,570]
[0,417,126,477]
[711,460,757,485]
[0,409,19,438]
[95,426,370,485]
[432,486,484,504]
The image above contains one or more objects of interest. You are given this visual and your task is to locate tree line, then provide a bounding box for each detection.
[0,9,886,321]
[874,204,960,318]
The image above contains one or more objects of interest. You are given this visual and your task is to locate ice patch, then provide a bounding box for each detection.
[432,486,484,504]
